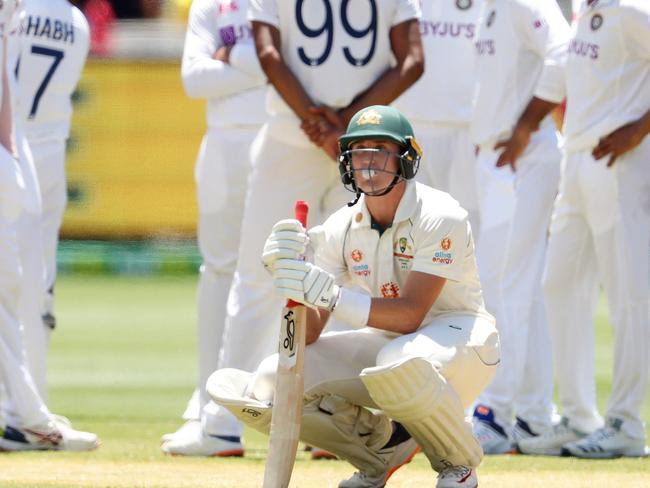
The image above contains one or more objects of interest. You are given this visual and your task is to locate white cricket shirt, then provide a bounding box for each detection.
[471,0,570,146]
[394,0,483,126]
[248,0,420,118]
[182,0,266,128]
[536,0,650,153]
[311,181,492,328]
[12,0,89,142]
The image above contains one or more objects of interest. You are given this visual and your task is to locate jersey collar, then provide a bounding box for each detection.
[350,181,418,231]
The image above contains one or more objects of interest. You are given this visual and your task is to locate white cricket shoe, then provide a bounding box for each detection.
[160,419,201,443]
[338,437,419,488]
[436,466,478,488]
[471,405,512,454]
[517,417,587,456]
[160,427,244,457]
[0,422,99,452]
[511,417,540,445]
[563,417,650,459]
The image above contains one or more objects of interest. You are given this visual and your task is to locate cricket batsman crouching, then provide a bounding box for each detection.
[208,106,500,488]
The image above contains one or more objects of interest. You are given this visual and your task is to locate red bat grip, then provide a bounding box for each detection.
[287,200,309,308]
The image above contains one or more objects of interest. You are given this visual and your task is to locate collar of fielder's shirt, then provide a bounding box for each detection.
[349,180,417,231]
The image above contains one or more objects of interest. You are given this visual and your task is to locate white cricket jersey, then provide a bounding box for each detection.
[13,0,89,142]
[312,181,492,328]
[181,0,266,128]
[394,0,483,126]
[248,0,420,117]
[471,0,570,146]
[536,0,650,153]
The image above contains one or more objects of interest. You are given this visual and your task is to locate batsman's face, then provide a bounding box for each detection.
[349,139,402,195]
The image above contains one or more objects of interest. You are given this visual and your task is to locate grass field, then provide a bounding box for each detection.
[1,275,649,487]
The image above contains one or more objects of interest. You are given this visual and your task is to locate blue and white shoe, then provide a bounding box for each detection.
[161,427,244,457]
[0,421,98,452]
[471,405,513,454]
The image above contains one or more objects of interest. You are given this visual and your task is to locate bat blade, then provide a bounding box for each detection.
[262,302,306,488]
[262,200,309,488]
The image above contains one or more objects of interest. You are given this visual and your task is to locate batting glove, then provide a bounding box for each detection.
[262,219,309,273]
[272,259,340,310]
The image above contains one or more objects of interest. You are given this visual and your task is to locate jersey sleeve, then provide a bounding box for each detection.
[393,0,421,26]
[515,0,570,104]
[411,215,468,282]
[248,0,279,28]
[621,2,650,60]
[181,0,265,100]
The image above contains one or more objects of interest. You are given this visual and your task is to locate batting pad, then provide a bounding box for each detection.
[360,357,483,470]
[206,368,272,434]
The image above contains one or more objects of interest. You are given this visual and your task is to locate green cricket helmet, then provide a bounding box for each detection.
[338,105,422,203]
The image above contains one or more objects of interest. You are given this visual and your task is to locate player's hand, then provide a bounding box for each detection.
[592,120,647,168]
[301,106,343,145]
[261,219,309,273]
[214,45,232,63]
[272,259,339,310]
[494,125,532,172]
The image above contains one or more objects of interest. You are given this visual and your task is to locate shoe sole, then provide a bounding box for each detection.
[563,446,650,459]
[311,451,337,460]
[165,448,245,457]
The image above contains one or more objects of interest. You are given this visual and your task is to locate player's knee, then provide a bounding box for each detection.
[245,353,278,403]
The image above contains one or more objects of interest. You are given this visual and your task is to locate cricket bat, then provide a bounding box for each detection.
[262,200,309,488]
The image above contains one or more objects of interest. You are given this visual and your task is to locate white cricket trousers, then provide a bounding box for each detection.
[0,144,51,430]
[474,128,560,433]
[28,137,67,315]
[411,122,480,236]
[15,134,48,401]
[181,125,261,424]
[543,138,650,439]
[250,315,499,410]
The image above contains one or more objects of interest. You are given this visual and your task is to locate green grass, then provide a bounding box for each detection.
[1,275,649,487]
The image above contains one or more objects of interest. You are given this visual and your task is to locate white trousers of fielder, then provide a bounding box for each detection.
[474,128,560,434]
[543,137,650,440]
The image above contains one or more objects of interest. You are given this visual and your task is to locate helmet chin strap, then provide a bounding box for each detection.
[347,173,401,207]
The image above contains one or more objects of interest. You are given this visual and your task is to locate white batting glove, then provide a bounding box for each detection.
[272,259,340,310]
[261,219,309,273]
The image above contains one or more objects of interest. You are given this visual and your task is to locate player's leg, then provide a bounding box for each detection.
[519,151,600,455]
[220,128,347,373]
[564,142,650,458]
[494,139,560,445]
[162,126,256,455]
[15,135,48,400]
[30,138,67,331]
[361,314,499,487]
[471,145,515,450]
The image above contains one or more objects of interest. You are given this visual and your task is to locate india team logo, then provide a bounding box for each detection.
[357,109,382,126]
[441,237,452,251]
[590,13,603,31]
[399,237,408,253]
[351,249,363,262]
[456,0,472,10]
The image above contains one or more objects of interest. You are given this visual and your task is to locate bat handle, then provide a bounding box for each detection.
[287,200,309,308]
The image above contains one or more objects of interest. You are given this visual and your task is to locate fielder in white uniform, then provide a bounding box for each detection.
[160,0,267,456]
[393,0,482,234]
[10,0,89,403]
[469,0,570,454]
[206,0,424,449]
[501,0,650,458]
[209,105,499,488]
[0,0,96,452]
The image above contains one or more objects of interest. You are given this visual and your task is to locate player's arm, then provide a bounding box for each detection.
[495,2,569,170]
[251,20,315,121]
[181,0,264,100]
[338,19,424,125]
